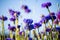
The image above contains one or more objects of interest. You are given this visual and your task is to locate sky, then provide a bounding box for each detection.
[0,0,60,34]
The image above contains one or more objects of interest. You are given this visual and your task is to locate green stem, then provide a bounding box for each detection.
[47,8,50,13]
[2,20,5,40]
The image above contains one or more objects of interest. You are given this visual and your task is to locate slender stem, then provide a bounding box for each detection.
[47,7,50,13]
[2,20,5,40]
[15,14,20,40]
[10,30,13,39]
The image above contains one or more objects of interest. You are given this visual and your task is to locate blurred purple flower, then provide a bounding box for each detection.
[9,9,15,16]
[56,27,60,31]
[23,19,33,24]
[29,37,32,40]
[45,15,56,21]
[52,16,56,20]
[57,11,60,20]
[28,24,34,30]
[46,28,51,32]
[19,31,22,35]
[6,38,14,40]
[21,5,28,10]
[8,24,16,32]
[0,16,7,21]
[10,17,16,21]
[45,15,51,21]
[34,23,41,28]
[25,9,31,13]
[9,9,20,17]
[42,2,51,8]
[50,12,55,16]
[17,25,20,28]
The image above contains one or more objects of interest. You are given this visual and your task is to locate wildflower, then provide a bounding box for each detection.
[0,16,7,21]
[56,27,60,31]
[28,24,34,30]
[42,2,51,8]
[21,5,28,10]
[8,24,16,32]
[6,38,14,40]
[17,25,20,28]
[25,9,31,13]
[46,28,51,32]
[9,9,20,17]
[50,12,55,16]
[23,19,33,25]
[10,17,16,21]
[34,23,41,28]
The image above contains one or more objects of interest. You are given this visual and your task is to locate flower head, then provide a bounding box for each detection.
[50,12,55,16]
[23,19,33,25]
[45,15,51,20]
[19,31,23,36]
[6,38,14,40]
[21,5,28,10]
[29,37,32,40]
[46,28,51,32]
[17,25,20,28]
[56,27,60,31]
[42,2,51,8]
[28,24,34,30]
[25,9,31,13]
[8,24,16,32]
[21,5,31,13]
[52,16,56,20]
[0,16,7,21]
[10,17,16,21]
[34,23,41,28]
[9,9,20,17]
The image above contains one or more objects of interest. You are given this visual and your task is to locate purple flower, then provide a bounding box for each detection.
[46,28,51,32]
[6,38,14,40]
[52,16,56,20]
[0,16,7,21]
[56,27,60,31]
[9,9,20,17]
[34,23,41,28]
[10,17,16,21]
[9,9,15,16]
[19,31,22,35]
[21,5,28,10]
[28,24,34,30]
[39,16,50,23]
[45,15,56,21]
[8,24,16,32]
[57,11,60,20]
[25,9,31,13]
[42,2,51,8]
[17,25,20,28]
[45,15,51,20]
[29,37,32,40]
[23,19,33,24]
[50,12,55,16]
